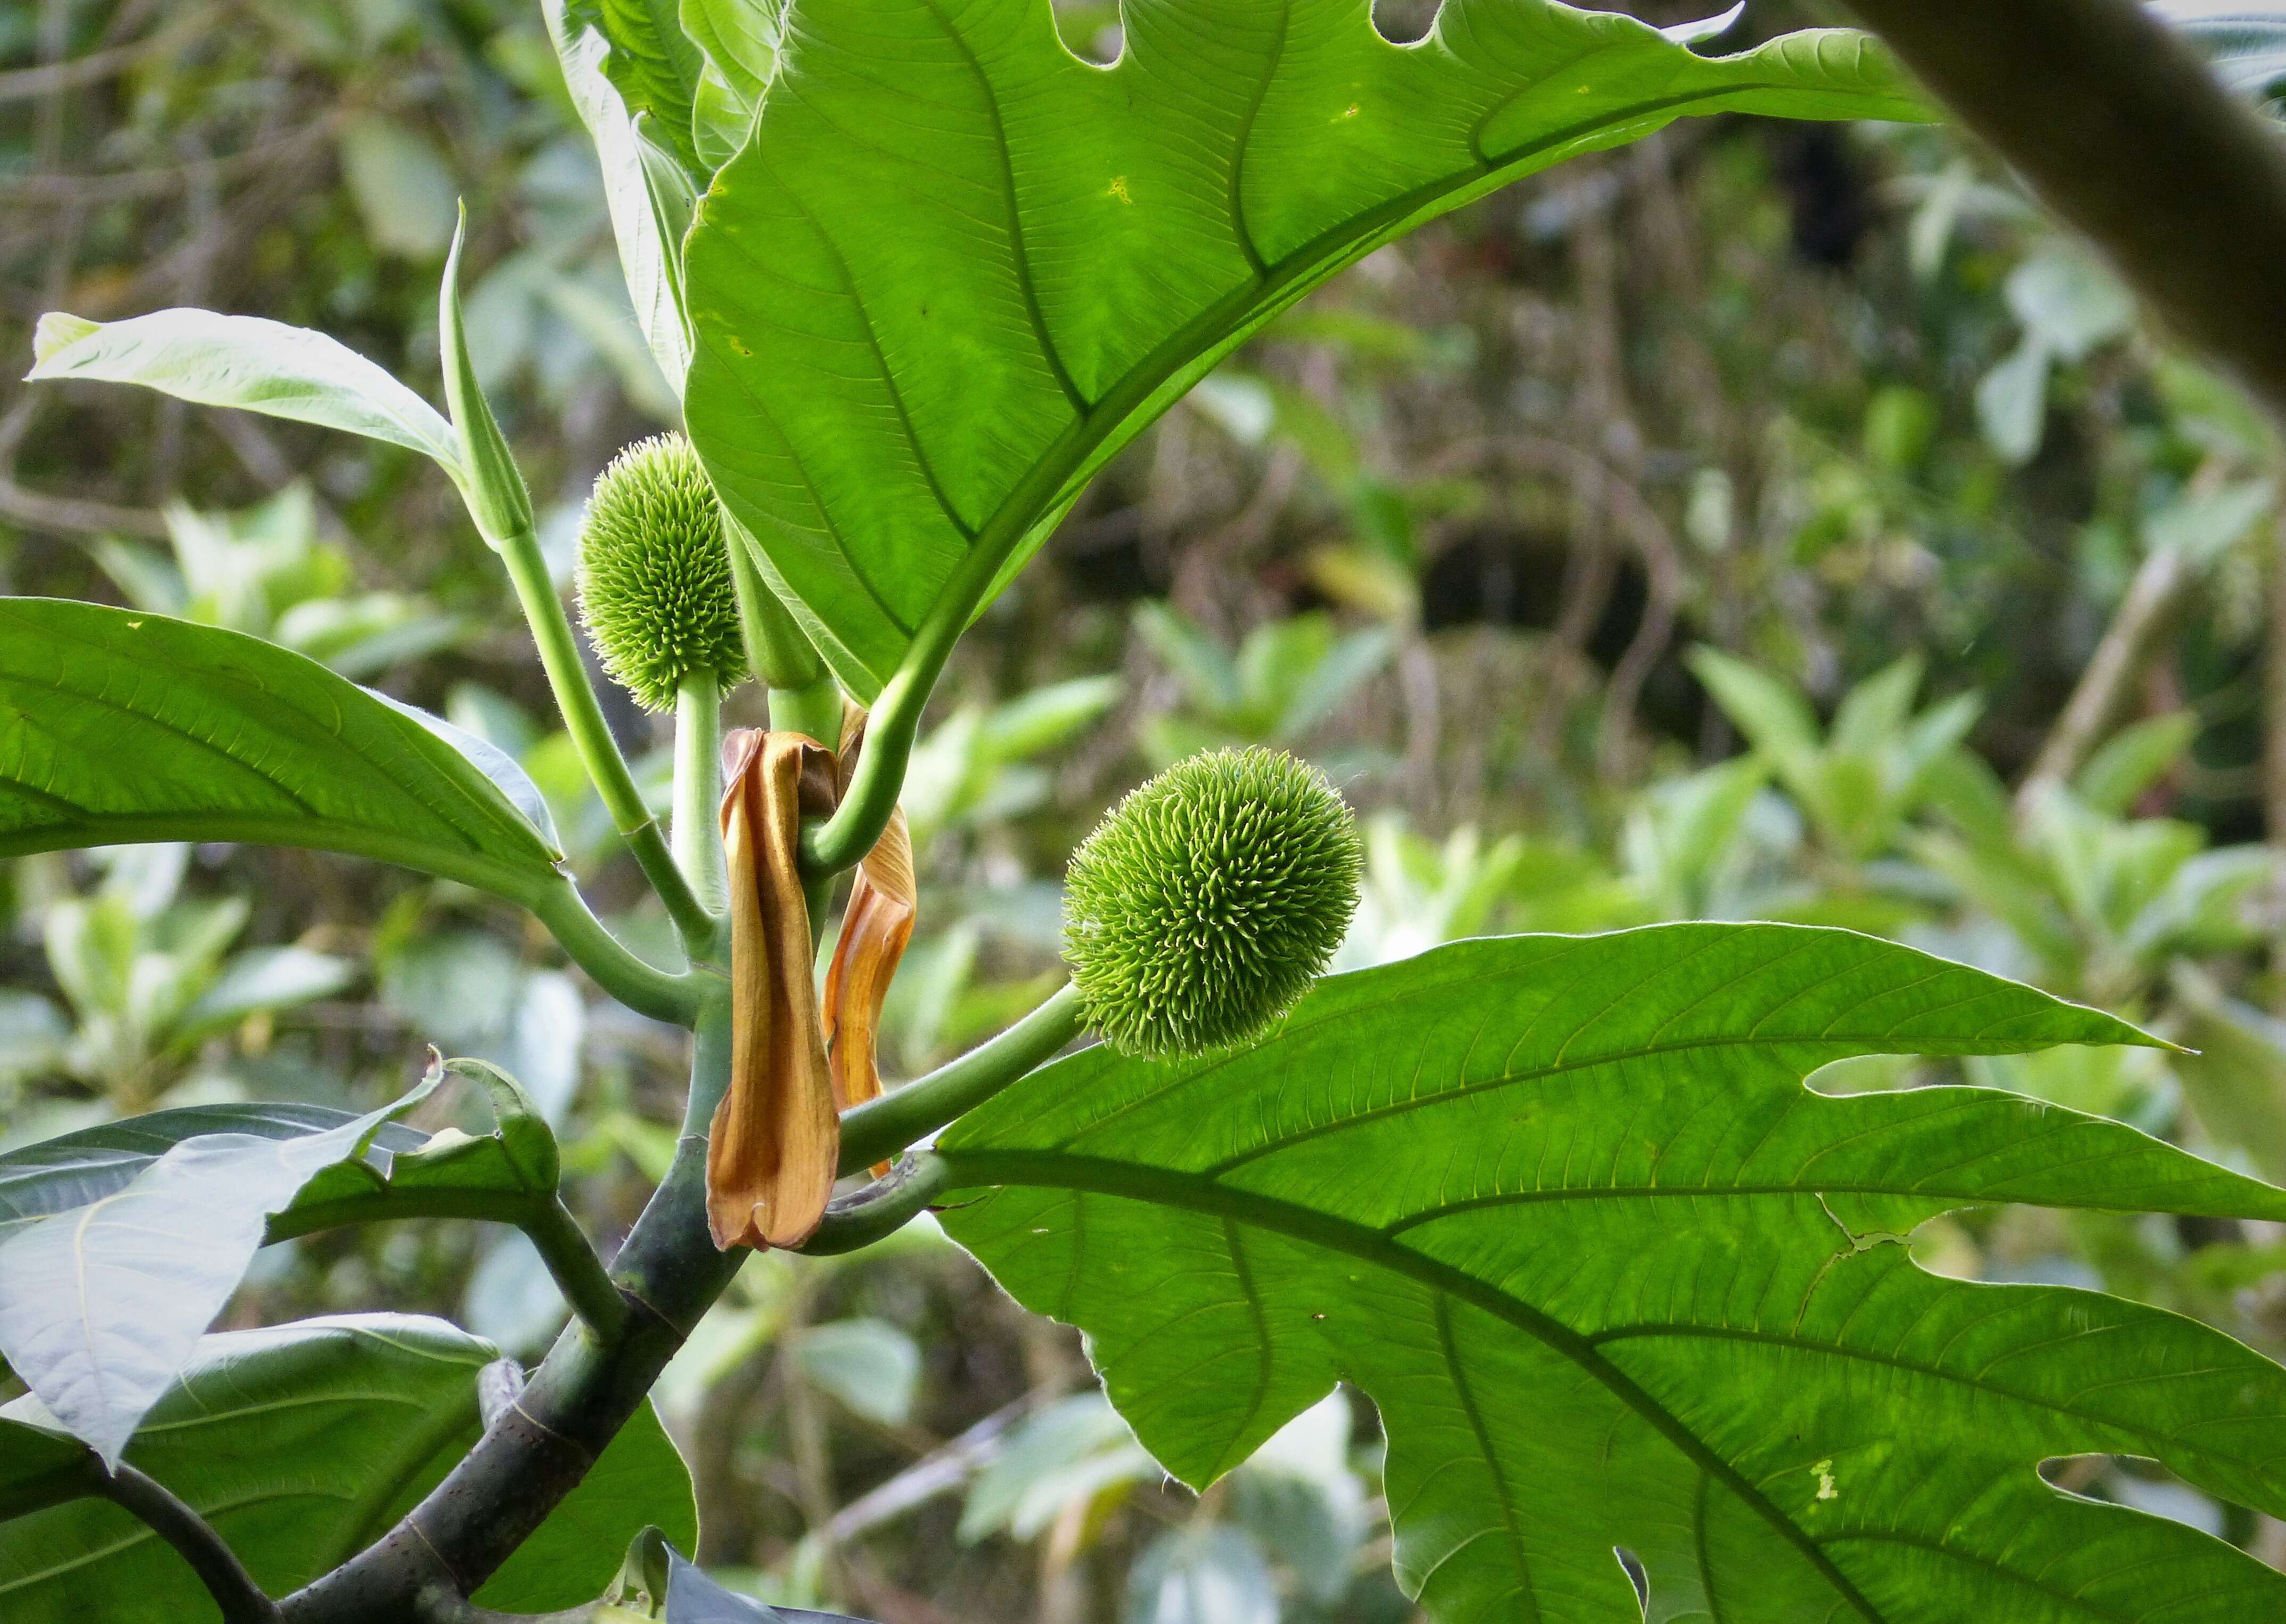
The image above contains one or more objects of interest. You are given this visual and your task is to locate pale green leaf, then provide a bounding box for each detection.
[177,946,354,1038]
[793,1318,921,1426]
[1126,1526,1278,1624]
[1687,646,1822,769]
[0,1067,567,1467]
[26,308,463,476]
[551,0,699,389]
[2005,248,2134,364]
[1977,334,2052,465]
[337,113,460,261]
[2076,711,2199,817]
[0,1101,410,1462]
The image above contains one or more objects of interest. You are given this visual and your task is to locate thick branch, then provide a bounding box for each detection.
[1842,0,2286,427]
[278,1004,746,1624]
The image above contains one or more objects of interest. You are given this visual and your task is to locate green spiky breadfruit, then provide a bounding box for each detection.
[575,433,745,711]
[1064,747,1362,1059]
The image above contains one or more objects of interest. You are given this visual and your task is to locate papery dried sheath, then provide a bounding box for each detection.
[824,706,918,1138]
[707,727,840,1250]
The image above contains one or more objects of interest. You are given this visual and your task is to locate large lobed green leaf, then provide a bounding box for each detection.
[0,598,563,902]
[682,0,1924,696]
[0,1314,696,1619]
[938,923,2286,1622]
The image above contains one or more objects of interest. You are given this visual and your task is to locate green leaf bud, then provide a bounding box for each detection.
[1063,747,1362,1059]
[575,433,746,712]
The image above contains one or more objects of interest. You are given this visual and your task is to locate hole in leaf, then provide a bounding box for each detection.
[1613,1546,1650,1611]
[1051,2,1123,64]
[1371,0,1440,44]
[2040,1455,2228,1537]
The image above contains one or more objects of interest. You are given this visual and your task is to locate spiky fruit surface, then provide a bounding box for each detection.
[1063,747,1362,1059]
[575,433,745,711]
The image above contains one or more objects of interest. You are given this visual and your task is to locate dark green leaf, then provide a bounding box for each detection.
[0,599,564,903]
[0,1314,696,1619]
[0,1413,91,1522]
[940,923,2286,1623]
[682,1,1923,696]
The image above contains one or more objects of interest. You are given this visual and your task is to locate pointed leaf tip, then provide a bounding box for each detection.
[439,207,534,546]
[28,312,97,370]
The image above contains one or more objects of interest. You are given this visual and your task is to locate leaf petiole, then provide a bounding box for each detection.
[671,674,726,915]
[835,982,1085,1175]
[96,1462,278,1624]
[440,216,715,959]
[797,1153,951,1257]
[527,878,705,1026]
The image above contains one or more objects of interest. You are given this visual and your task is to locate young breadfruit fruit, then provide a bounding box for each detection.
[575,432,745,711]
[1063,746,1362,1059]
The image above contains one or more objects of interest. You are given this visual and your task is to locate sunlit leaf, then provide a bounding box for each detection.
[28,309,462,475]
[682,1,1923,695]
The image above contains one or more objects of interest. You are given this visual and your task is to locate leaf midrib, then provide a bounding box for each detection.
[939,1146,1887,1623]
[0,813,562,910]
[1052,1025,2047,1178]
[0,603,556,867]
[708,75,1818,688]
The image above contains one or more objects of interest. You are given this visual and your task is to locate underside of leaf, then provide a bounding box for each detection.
[682,0,1925,696]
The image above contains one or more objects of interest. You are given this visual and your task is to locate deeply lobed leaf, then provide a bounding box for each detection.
[939,923,2286,1622]
[682,0,1925,695]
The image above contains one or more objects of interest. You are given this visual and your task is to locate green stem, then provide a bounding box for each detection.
[268,1187,627,1345]
[524,1197,631,1343]
[801,633,940,876]
[726,519,843,742]
[798,1154,951,1256]
[528,880,706,1026]
[771,678,846,749]
[673,676,726,915]
[837,983,1085,1174]
[726,515,824,690]
[497,533,713,953]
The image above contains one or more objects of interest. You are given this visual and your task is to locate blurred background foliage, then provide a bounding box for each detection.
[6,0,2286,1617]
